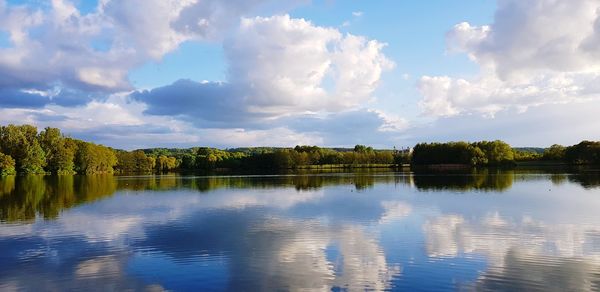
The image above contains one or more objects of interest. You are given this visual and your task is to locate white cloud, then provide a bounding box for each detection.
[0,2,399,149]
[0,0,271,94]
[424,212,600,270]
[126,15,396,147]
[379,201,412,224]
[419,0,600,117]
[226,14,394,115]
[135,15,394,122]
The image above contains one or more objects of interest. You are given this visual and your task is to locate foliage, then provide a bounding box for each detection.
[473,140,514,165]
[75,141,118,174]
[0,125,46,173]
[2,123,599,175]
[412,140,514,166]
[542,144,566,161]
[353,144,374,153]
[156,155,178,172]
[513,149,542,161]
[565,141,600,165]
[115,150,155,173]
[0,124,183,175]
[513,147,545,154]
[0,152,16,176]
[39,127,76,174]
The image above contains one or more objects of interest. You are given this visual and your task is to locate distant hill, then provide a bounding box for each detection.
[513,147,545,154]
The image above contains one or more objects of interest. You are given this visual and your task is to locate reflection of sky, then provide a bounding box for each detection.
[0,173,600,290]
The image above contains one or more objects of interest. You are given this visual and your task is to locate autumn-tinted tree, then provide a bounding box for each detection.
[156,155,178,172]
[116,150,155,173]
[75,141,118,174]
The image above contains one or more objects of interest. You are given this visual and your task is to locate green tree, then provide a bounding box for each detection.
[473,140,514,165]
[354,144,374,153]
[0,153,16,176]
[39,127,76,174]
[20,139,46,174]
[180,154,196,169]
[0,125,46,173]
[543,144,566,161]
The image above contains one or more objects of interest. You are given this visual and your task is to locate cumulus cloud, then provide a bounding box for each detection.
[419,0,600,117]
[0,0,273,100]
[3,1,396,148]
[136,15,393,120]
[128,15,396,147]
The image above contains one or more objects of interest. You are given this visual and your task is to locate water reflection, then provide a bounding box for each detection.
[0,175,116,222]
[0,169,599,291]
[412,169,515,192]
[1,170,598,223]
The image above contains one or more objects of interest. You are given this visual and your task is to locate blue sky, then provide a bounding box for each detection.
[0,0,599,149]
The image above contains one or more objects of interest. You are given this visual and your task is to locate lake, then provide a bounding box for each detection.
[1,169,600,291]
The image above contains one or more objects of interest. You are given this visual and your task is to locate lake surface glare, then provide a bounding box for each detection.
[1,169,600,291]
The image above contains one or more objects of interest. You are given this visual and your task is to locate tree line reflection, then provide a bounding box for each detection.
[1,169,599,222]
[0,175,117,222]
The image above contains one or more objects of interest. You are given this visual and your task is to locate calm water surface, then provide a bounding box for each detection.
[1,169,600,291]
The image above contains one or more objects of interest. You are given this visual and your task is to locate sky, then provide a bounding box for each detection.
[0,0,599,150]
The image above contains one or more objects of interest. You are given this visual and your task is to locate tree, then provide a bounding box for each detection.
[565,141,600,164]
[354,145,374,153]
[180,154,196,170]
[273,150,293,169]
[76,142,118,174]
[469,146,488,166]
[0,125,47,173]
[115,150,155,173]
[20,139,46,174]
[39,127,76,174]
[156,155,178,172]
[543,144,566,161]
[412,140,514,166]
[0,153,16,176]
[473,140,514,165]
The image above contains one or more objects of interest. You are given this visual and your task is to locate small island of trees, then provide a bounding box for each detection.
[0,124,599,176]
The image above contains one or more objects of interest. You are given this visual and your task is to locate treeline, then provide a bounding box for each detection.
[543,141,600,164]
[0,124,407,176]
[0,124,179,175]
[411,140,600,166]
[153,144,408,171]
[512,142,600,165]
[1,124,599,175]
[412,140,514,166]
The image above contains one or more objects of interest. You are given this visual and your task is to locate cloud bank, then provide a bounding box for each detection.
[419,0,600,118]
[134,15,394,125]
[0,1,400,148]
[1,0,599,148]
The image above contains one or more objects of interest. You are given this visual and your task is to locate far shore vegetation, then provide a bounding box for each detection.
[0,124,598,176]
